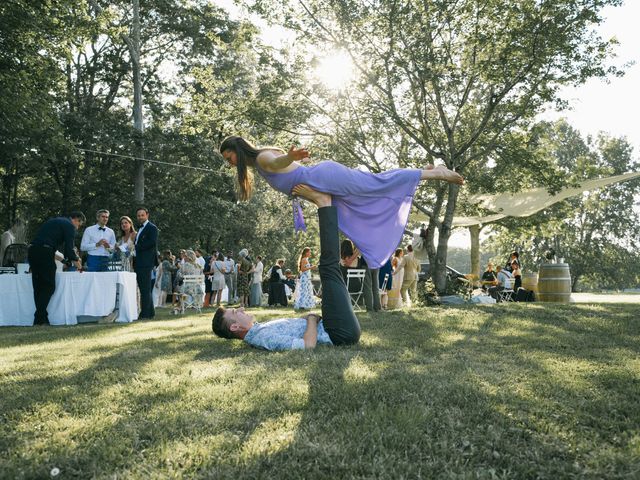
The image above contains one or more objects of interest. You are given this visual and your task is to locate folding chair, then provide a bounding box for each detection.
[379,273,389,305]
[174,274,205,314]
[498,277,515,303]
[346,268,366,310]
[2,243,28,267]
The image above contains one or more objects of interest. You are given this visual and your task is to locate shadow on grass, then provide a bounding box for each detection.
[1,304,638,478]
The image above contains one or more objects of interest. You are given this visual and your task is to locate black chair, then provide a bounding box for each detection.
[2,243,28,267]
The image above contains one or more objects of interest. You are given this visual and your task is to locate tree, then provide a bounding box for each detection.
[245,0,624,292]
[485,120,640,291]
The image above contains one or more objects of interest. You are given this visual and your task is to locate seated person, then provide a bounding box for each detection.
[212,186,361,350]
[339,239,363,293]
[481,262,498,291]
[488,265,513,301]
[283,268,297,294]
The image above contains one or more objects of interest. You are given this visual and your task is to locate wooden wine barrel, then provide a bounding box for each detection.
[537,263,572,303]
[521,273,539,293]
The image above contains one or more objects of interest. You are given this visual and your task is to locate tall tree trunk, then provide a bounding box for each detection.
[131,0,145,204]
[469,224,481,277]
[433,184,461,293]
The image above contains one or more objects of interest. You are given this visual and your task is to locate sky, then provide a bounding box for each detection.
[539,1,640,154]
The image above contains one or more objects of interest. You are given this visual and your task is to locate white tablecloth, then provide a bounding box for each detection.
[0,272,138,326]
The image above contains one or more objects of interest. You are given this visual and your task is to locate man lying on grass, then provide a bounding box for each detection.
[212,185,361,351]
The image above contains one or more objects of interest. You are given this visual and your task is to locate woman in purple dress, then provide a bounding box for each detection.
[219,136,464,269]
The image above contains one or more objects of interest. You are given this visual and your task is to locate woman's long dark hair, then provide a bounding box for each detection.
[220,136,258,201]
[219,136,284,201]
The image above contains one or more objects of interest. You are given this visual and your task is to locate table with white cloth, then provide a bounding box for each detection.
[0,272,138,326]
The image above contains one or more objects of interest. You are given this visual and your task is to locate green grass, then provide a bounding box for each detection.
[1,303,639,479]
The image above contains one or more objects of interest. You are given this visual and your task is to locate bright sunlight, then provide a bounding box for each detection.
[313,50,356,91]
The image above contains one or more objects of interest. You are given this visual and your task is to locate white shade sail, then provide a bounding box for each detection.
[411,171,640,227]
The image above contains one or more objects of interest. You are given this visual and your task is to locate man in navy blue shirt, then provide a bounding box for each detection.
[28,211,86,325]
[212,186,361,350]
[134,207,159,320]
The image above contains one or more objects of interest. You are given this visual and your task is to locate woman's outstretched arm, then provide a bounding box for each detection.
[257,146,310,171]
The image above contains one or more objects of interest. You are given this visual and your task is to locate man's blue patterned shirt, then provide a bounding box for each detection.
[244,318,333,351]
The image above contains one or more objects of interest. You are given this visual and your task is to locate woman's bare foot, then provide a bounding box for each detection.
[421,165,464,185]
[292,184,332,207]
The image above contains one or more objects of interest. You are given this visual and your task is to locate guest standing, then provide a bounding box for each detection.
[387,248,405,309]
[267,259,288,307]
[195,249,206,269]
[359,256,381,313]
[28,211,85,325]
[250,255,264,307]
[210,252,226,306]
[400,244,421,307]
[236,249,252,308]
[504,251,521,273]
[224,252,236,304]
[511,261,522,290]
[134,207,158,320]
[294,247,317,310]
[155,250,176,306]
[203,251,214,307]
[80,209,116,272]
[116,216,137,272]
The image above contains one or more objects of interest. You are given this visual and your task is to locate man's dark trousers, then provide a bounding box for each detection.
[136,267,154,318]
[318,207,361,345]
[27,245,56,325]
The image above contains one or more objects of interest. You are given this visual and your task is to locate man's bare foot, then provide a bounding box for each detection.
[292,184,332,207]
[421,165,464,185]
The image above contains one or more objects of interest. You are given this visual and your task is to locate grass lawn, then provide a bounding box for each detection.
[1,303,639,479]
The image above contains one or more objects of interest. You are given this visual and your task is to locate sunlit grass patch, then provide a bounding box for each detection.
[0,304,638,478]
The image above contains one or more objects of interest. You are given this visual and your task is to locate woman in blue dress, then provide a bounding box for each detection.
[219,136,463,269]
[294,247,317,310]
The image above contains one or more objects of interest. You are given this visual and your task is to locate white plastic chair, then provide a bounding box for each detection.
[175,274,205,314]
[498,277,515,303]
[346,268,366,310]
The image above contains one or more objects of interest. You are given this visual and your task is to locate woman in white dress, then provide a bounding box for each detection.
[387,248,405,309]
[294,247,317,310]
[117,216,137,272]
[210,252,226,306]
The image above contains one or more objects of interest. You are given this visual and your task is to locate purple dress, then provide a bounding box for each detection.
[256,161,421,269]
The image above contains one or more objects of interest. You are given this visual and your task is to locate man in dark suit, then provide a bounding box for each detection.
[134,207,158,319]
[28,211,85,325]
